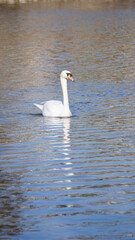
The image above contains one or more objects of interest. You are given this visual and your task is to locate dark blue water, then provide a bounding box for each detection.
[0,1,135,239]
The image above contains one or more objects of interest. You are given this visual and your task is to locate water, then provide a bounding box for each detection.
[0,1,135,239]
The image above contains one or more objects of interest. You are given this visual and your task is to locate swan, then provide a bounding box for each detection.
[34,70,74,117]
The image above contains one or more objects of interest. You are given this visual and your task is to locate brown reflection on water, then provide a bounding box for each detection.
[0,0,135,9]
[0,0,134,88]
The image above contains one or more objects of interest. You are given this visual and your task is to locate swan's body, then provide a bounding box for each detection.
[34,100,67,117]
[34,70,74,117]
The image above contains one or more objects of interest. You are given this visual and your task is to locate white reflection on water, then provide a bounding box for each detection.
[43,117,73,177]
[43,117,71,146]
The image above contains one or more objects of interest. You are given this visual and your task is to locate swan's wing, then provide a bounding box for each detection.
[43,100,64,117]
[34,103,43,111]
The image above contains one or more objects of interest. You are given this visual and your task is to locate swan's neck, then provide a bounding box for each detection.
[61,77,70,114]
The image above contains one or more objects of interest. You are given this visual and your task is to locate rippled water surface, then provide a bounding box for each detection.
[0,1,135,239]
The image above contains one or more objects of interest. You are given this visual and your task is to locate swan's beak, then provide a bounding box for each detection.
[68,75,75,82]
[70,77,75,82]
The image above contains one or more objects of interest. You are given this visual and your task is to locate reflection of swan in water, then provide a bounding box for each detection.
[44,117,71,151]
[44,117,74,180]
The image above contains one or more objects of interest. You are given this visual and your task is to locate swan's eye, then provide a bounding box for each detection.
[67,73,73,78]
[67,73,74,82]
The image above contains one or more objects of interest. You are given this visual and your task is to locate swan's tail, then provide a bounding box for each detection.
[34,103,43,112]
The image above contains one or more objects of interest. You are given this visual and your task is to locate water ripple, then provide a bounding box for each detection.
[0,2,135,240]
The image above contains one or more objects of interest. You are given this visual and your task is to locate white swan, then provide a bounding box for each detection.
[34,70,74,117]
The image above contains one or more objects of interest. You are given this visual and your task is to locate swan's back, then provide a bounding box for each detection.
[43,100,64,117]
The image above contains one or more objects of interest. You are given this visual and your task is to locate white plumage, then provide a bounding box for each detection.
[34,70,74,117]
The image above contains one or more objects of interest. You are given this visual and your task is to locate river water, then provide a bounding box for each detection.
[0,1,135,239]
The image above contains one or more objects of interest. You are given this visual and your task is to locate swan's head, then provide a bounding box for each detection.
[60,70,74,82]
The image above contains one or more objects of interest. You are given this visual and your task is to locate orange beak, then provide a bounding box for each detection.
[68,75,74,82]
